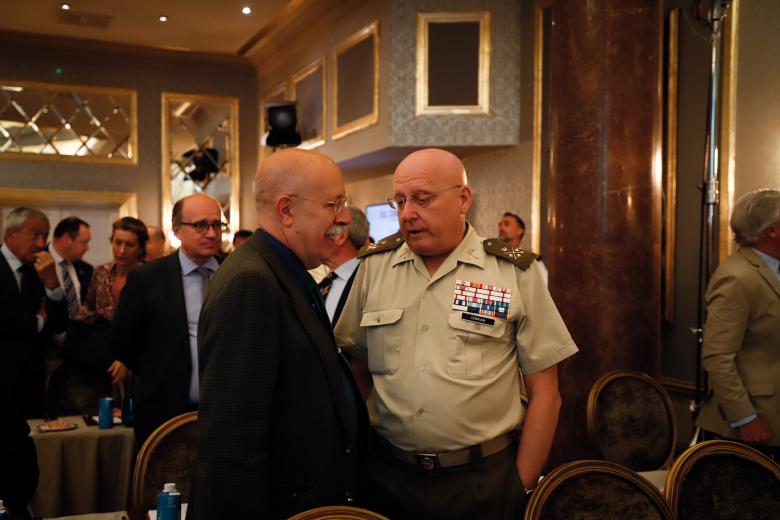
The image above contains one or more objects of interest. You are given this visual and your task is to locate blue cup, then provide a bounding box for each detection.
[122,396,134,427]
[98,397,114,429]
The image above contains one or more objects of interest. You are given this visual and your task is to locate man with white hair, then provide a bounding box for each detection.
[1,207,67,519]
[697,188,780,461]
[191,149,367,519]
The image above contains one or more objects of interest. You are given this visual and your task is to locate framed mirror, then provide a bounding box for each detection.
[332,21,380,140]
[161,92,239,237]
[416,11,491,116]
[258,81,287,162]
[291,57,326,149]
[0,80,137,164]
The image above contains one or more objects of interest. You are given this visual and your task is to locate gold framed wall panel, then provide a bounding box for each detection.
[0,187,138,217]
[290,57,326,150]
[415,11,491,116]
[663,8,679,323]
[0,80,138,165]
[719,0,739,261]
[161,92,240,237]
[259,81,289,162]
[331,21,380,140]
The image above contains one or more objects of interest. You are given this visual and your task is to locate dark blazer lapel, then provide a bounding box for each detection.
[164,252,192,368]
[251,233,355,443]
[740,247,780,299]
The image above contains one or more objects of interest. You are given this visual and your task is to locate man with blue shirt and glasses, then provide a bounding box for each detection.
[190,149,367,519]
[110,193,224,448]
[697,188,780,461]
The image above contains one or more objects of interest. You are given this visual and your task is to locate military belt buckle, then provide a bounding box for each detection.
[414,452,440,471]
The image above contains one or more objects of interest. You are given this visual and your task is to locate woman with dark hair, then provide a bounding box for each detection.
[86,217,149,321]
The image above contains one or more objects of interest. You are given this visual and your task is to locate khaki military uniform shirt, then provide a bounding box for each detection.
[334,224,578,452]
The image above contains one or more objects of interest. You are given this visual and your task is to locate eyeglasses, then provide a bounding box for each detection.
[179,220,229,234]
[290,194,349,214]
[387,185,463,210]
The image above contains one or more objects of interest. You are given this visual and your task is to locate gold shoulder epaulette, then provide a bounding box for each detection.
[357,232,405,259]
[482,239,539,271]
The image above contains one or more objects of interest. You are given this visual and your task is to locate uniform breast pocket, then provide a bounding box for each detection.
[361,309,404,375]
[447,311,507,379]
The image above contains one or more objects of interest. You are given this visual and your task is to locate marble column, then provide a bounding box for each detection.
[545,0,664,463]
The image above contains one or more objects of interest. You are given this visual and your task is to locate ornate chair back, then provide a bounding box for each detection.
[664,439,780,519]
[45,358,113,417]
[524,460,674,520]
[132,411,198,511]
[287,506,390,519]
[587,370,676,470]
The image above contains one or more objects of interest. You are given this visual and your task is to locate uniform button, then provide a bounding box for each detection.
[419,366,426,373]
[421,324,429,332]
[345,444,353,454]
[417,408,424,416]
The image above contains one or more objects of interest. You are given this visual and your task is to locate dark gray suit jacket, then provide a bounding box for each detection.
[111,252,193,446]
[190,231,366,519]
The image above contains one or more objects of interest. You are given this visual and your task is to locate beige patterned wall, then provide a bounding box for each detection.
[389,0,522,147]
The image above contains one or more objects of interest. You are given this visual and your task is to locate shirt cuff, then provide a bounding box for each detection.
[729,413,758,428]
[45,286,64,301]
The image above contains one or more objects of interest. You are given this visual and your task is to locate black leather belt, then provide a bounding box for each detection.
[380,432,515,471]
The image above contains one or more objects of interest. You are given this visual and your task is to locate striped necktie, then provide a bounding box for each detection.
[318,271,337,298]
[60,260,80,319]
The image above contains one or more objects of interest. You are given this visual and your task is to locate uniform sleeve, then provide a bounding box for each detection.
[514,261,578,374]
[701,273,754,421]
[334,261,368,361]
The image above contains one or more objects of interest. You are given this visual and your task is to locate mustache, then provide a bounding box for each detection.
[325,224,347,239]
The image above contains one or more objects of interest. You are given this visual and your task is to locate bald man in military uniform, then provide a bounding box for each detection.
[335,148,578,519]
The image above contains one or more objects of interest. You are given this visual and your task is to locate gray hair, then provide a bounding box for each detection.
[4,206,49,234]
[346,206,369,250]
[730,189,780,245]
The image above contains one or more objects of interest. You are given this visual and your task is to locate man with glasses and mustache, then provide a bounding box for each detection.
[111,193,225,448]
[190,149,367,519]
[335,148,578,519]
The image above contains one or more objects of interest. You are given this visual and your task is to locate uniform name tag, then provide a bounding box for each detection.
[461,313,495,326]
[451,280,511,319]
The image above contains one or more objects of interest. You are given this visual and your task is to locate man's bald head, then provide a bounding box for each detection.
[394,148,469,188]
[254,149,340,211]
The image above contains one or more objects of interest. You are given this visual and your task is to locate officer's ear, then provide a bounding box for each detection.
[459,185,474,215]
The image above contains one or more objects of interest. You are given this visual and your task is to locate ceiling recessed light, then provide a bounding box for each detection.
[60,3,71,10]
[159,15,168,22]
[241,6,252,15]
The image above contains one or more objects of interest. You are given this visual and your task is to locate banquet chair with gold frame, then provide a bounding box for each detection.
[131,411,198,512]
[524,460,674,520]
[287,505,390,520]
[664,439,780,520]
[587,370,676,471]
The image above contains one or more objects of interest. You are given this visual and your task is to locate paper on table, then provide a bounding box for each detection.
[90,416,123,425]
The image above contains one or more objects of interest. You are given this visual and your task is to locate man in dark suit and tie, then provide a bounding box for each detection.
[110,193,223,448]
[319,206,370,326]
[190,149,367,519]
[1,207,68,519]
[50,217,93,319]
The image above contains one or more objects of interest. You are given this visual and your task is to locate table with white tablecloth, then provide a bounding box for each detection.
[27,416,135,519]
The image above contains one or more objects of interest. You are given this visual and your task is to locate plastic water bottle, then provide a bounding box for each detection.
[156,482,181,520]
[0,499,8,520]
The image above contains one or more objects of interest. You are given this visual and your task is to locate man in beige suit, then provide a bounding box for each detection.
[697,188,780,461]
